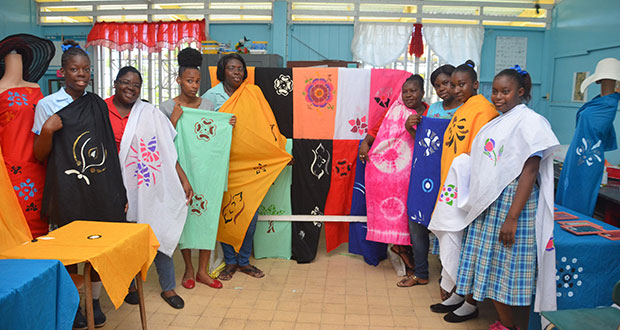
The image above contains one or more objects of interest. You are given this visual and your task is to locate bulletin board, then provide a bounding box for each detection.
[494,36,528,74]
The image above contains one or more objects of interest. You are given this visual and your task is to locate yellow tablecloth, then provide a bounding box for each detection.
[0,221,159,309]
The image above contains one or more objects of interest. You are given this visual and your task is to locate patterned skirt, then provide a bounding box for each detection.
[455,178,538,306]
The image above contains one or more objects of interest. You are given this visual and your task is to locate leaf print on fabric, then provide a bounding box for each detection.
[444,116,469,154]
[575,137,602,166]
[259,204,285,215]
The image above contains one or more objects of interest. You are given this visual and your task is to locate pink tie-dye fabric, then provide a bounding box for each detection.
[368,69,412,131]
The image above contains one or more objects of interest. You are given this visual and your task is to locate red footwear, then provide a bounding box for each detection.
[196,274,223,289]
[181,278,195,289]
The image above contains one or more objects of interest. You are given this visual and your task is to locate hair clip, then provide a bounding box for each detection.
[466,63,474,68]
[510,64,528,76]
[61,44,81,52]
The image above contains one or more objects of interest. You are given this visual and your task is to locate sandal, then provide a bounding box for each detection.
[397,275,429,287]
[238,265,265,278]
[217,264,237,281]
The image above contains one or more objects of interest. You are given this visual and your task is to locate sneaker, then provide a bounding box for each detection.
[92,299,106,328]
[72,307,87,330]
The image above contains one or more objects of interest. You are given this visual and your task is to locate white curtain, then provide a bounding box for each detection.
[351,23,412,67]
[423,25,485,67]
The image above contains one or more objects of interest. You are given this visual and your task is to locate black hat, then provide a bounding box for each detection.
[0,34,55,83]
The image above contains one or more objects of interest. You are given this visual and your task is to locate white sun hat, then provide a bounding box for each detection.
[580,57,620,94]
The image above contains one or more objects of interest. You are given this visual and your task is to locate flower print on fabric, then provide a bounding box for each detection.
[64,131,107,185]
[303,77,335,110]
[259,204,285,216]
[349,116,368,136]
[334,159,352,177]
[125,136,162,187]
[374,87,393,109]
[369,138,411,174]
[445,116,469,154]
[556,256,584,298]
[7,91,28,107]
[576,137,602,166]
[273,74,293,96]
[419,128,442,156]
[439,184,457,206]
[483,138,504,166]
[195,118,217,142]
[190,194,208,216]
[13,178,37,201]
[379,197,406,221]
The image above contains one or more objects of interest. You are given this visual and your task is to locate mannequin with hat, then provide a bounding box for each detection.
[557,58,620,216]
[0,34,55,238]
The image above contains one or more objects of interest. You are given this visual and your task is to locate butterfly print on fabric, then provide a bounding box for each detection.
[194,118,217,142]
[444,116,469,154]
[576,137,602,167]
[222,192,245,224]
[126,136,162,187]
[310,143,330,180]
[374,87,393,108]
[64,131,107,185]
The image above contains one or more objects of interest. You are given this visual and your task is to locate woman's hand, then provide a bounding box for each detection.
[182,179,194,206]
[499,217,518,247]
[42,114,63,134]
[405,114,421,132]
[359,140,370,164]
[170,103,183,128]
[229,115,237,127]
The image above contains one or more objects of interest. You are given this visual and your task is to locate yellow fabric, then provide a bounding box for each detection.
[439,94,498,189]
[218,82,291,251]
[208,66,255,88]
[0,145,32,252]
[0,221,159,309]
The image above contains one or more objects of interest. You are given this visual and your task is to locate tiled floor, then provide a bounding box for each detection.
[95,234,516,330]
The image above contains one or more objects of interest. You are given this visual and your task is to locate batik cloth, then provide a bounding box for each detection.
[348,148,387,266]
[324,139,359,252]
[334,68,371,140]
[456,179,538,306]
[42,93,127,227]
[368,68,412,130]
[253,139,293,259]
[118,100,188,257]
[0,87,47,237]
[217,82,291,252]
[407,117,450,227]
[556,93,620,216]
[365,97,426,245]
[0,144,33,251]
[292,68,338,139]
[254,68,294,138]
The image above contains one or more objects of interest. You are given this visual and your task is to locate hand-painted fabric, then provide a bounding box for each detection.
[254,139,293,259]
[407,117,450,227]
[365,97,425,245]
[291,139,332,263]
[0,144,33,251]
[439,94,498,192]
[119,100,188,257]
[292,68,338,139]
[0,87,48,237]
[348,149,387,266]
[218,82,291,252]
[334,68,371,140]
[42,93,127,227]
[556,93,620,216]
[427,101,462,119]
[208,66,255,88]
[368,68,412,131]
[324,139,359,252]
[254,68,293,138]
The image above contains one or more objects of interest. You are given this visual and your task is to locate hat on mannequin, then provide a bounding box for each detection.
[580,57,620,94]
[0,34,55,83]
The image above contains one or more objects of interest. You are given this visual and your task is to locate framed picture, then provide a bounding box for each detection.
[598,230,620,241]
[554,211,579,220]
[571,71,589,102]
[561,224,604,235]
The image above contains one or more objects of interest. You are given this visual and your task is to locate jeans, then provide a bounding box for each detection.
[154,251,176,291]
[221,209,258,266]
[409,221,430,279]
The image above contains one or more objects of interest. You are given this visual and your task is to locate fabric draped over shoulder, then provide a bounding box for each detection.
[217,83,291,252]
[208,66,255,88]
[293,68,338,139]
[43,93,127,227]
[254,68,294,138]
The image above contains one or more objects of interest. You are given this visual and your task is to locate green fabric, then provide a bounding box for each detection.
[176,107,233,250]
[253,139,293,259]
[542,307,620,330]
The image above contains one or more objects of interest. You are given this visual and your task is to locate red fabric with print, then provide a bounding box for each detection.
[0,87,48,237]
[324,140,359,252]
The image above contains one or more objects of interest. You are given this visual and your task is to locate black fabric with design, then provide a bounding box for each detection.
[43,92,127,227]
[254,67,293,138]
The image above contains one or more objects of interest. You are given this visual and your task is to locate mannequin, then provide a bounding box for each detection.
[0,52,40,93]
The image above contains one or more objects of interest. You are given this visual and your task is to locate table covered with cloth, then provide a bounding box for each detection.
[0,221,159,309]
[0,259,79,330]
[528,204,620,329]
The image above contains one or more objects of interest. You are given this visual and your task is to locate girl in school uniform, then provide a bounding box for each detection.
[426,64,463,119]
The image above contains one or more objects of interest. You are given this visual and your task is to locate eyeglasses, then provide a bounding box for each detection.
[225,66,245,73]
[117,80,142,89]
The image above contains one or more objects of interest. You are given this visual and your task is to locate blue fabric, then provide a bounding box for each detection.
[528,204,620,329]
[154,251,176,291]
[348,143,387,266]
[426,101,461,119]
[407,117,450,227]
[201,82,229,111]
[556,93,620,216]
[0,259,79,330]
[222,209,259,266]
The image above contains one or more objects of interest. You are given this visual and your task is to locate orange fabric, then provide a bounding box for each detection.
[292,68,338,139]
[439,94,498,189]
[208,66,255,88]
[217,83,291,251]
[0,144,32,252]
[105,96,129,152]
[0,221,159,309]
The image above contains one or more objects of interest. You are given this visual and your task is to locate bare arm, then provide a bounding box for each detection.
[405,114,421,139]
[176,161,194,205]
[170,103,183,128]
[33,114,63,162]
[358,134,376,163]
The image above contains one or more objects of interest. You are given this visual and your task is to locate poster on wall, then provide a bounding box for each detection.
[572,71,589,102]
[495,36,527,74]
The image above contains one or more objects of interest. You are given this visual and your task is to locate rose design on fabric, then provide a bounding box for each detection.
[445,116,469,154]
[190,194,208,216]
[334,159,352,177]
[369,138,411,173]
[126,136,162,187]
[303,77,334,109]
[194,118,217,142]
[556,256,583,298]
[349,116,368,136]
[374,87,392,108]
[310,143,330,180]
[483,138,504,166]
[379,197,406,221]
[273,74,293,96]
[576,137,602,166]
[439,184,457,206]
[64,131,107,185]
[222,192,245,224]
[419,128,441,156]
[13,179,37,201]
[7,91,28,107]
